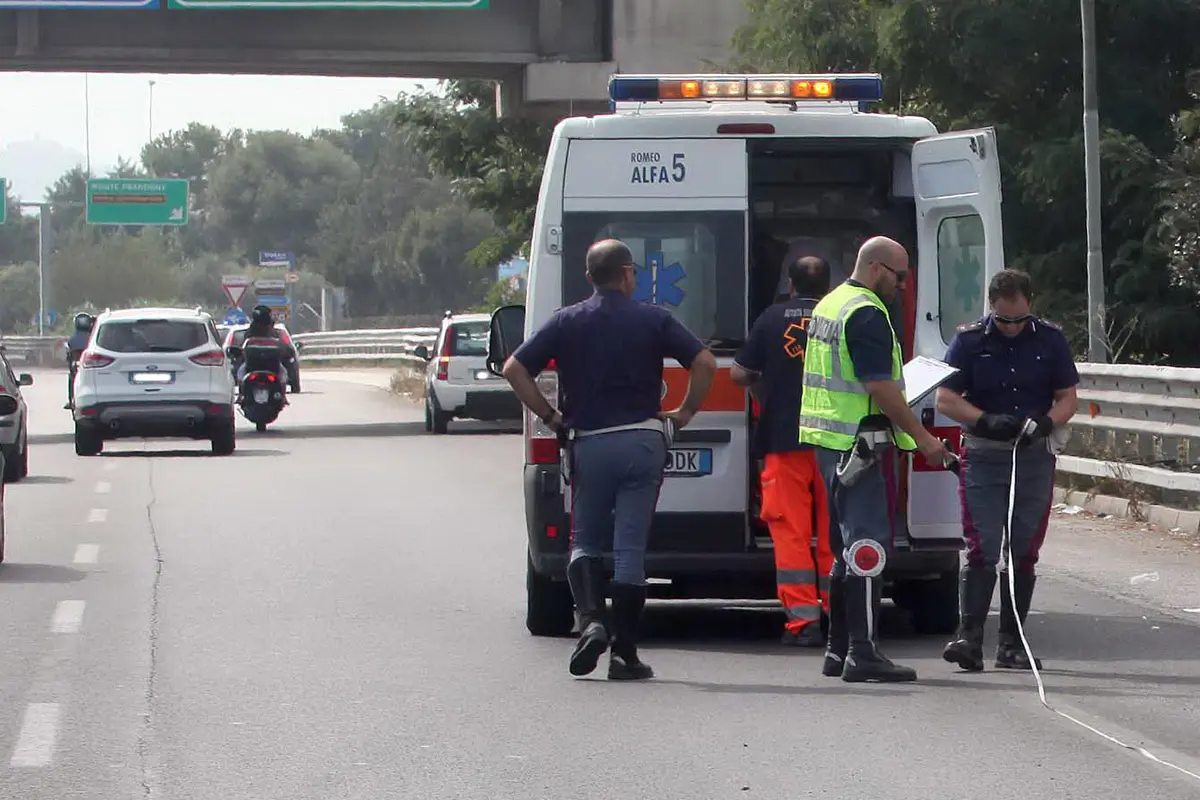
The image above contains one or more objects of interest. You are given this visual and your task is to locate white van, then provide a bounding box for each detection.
[486,73,1004,638]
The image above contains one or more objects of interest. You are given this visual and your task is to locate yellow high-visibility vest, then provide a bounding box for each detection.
[798,282,917,452]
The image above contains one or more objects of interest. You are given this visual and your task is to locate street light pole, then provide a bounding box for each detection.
[1081,0,1107,362]
[84,74,92,179]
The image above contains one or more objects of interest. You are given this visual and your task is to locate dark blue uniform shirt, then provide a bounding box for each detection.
[512,289,706,431]
[943,315,1079,419]
[734,295,820,456]
[842,280,897,383]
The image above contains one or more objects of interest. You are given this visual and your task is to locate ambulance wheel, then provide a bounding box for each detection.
[526,554,575,637]
[905,572,961,636]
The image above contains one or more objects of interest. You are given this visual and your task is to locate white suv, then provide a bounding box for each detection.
[416,312,522,434]
[72,307,237,456]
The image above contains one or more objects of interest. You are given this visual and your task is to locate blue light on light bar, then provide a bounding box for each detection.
[608,74,885,105]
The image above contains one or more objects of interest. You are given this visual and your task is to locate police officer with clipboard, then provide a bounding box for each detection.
[499,238,717,681]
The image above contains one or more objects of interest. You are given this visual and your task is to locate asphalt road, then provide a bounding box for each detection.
[2,367,1199,799]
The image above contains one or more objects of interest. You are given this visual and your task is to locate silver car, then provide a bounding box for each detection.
[0,348,32,482]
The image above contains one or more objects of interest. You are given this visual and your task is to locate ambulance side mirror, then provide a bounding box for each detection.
[487,304,526,377]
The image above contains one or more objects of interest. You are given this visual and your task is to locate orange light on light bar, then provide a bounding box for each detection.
[792,80,834,98]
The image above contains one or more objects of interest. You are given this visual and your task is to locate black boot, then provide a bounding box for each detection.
[840,575,917,683]
[942,567,997,672]
[607,582,654,681]
[822,575,849,677]
[996,570,1043,670]
[567,556,609,676]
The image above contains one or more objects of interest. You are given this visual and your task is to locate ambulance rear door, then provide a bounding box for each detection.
[560,136,751,550]
[908,127,1004,542]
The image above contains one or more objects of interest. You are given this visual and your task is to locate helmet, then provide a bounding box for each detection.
[74,312,94,332]
[251,305,273,326]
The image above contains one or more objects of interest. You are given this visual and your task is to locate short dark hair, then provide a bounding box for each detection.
[788,256,831,297]
[988,269,1034,304]
[586,238,634,286]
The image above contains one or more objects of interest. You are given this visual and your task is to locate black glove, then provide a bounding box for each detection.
[972,413,1023,441]
[1019,414,1054,444]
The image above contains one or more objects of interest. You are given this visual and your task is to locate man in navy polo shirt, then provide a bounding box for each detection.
[937,268,1079,673]
[732,256,833,648]
[501,238,717,681]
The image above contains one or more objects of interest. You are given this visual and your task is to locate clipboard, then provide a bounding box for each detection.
[903,356,960,409]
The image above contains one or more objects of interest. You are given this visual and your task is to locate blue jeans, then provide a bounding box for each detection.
[568,429,667,586]
[814,445,898,579]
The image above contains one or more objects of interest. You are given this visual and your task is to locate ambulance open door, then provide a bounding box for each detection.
[907,127,1005,543]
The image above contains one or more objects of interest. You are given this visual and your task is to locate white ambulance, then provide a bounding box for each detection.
[485,73,1003,638]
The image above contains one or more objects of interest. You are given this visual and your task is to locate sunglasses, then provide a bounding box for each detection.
[876,260,909,282]
[993,313,1033,325]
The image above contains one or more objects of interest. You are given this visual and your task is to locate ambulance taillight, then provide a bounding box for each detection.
[526,361,560,465]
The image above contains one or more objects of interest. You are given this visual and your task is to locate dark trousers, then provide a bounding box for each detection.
[960,442,1057,573]
[568,429,666,586]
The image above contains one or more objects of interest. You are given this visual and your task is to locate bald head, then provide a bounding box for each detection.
[852,236,909,300]
[586,238,635,287]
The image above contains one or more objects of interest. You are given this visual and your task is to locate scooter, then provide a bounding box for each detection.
[228,339,288,432]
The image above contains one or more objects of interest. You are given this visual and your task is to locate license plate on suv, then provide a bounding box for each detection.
[130,372,174,384]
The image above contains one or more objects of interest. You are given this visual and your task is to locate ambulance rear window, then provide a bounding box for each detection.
[562,211,745,346]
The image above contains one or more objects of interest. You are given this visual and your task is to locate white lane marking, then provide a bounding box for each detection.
[73,544,99,565]
[103,460,117,472]
[50,601,86,634]
[94,481,111,495]
[87,508,108,524]
[9,703,61,767]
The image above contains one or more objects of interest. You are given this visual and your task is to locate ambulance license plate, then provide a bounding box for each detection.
[664,449,712,477]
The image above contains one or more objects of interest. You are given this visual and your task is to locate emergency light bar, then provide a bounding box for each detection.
[608,73,884,104]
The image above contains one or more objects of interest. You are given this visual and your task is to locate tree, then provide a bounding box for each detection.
[208,130,360,261]
[393,79,554,266]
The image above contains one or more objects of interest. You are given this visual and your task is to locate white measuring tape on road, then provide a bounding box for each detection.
[1001,422,1200,783]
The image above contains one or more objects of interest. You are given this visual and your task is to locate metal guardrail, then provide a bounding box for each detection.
[1062,363,1200,501]
[291,328,438,366]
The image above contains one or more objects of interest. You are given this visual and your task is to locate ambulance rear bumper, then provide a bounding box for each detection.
[523,465,961,597]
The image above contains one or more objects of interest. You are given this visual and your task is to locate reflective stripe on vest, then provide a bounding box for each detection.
[797,283,917,452]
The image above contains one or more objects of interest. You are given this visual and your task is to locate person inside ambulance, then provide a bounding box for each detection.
[731,256,834,648]
[798,236,953,683]
[937,268,1079,673]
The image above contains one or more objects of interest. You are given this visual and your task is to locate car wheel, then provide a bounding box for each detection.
[428,394,451,435]
[526,553,576,637]
[905,572,961,636]
[2,445,19,483]
[17,430,28,479]
[211,420,237,455]
[74,425,103,457]
[0,477,6,563]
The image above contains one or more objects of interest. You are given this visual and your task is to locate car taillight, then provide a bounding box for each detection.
[526,368,560,465]
[189,350,226,367]
[436,330,452,381]
[80,351,114,369]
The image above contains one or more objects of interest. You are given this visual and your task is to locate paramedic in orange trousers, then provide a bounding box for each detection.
[502,238,718,681]
[732,256,834,647]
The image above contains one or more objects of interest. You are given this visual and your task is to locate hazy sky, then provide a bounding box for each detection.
[0,72,429,195]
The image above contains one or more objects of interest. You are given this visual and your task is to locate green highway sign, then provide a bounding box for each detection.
[0,178,6,225]
[168,0,485,7]
[86,178,189,226]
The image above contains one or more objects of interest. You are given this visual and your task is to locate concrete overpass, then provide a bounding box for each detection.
[0,0,748,117]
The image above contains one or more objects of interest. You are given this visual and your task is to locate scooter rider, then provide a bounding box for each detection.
[938,269,1078,672]
[234,305,290,399]
[798,236,953,683]
[64,312,94,410]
